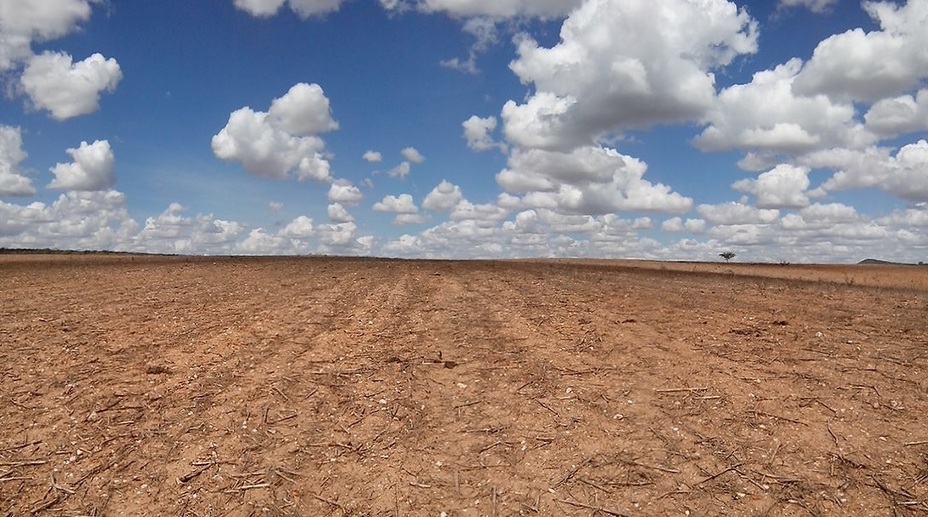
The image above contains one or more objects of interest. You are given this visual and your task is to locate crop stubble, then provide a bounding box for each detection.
[1,255,927,515]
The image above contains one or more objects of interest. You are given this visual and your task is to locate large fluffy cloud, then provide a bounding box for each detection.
[864,89,928,138]
[691,0,928,216]
[502,0,757,150]
[268,82,339,134]
[422,180,464,212]
[19,51,122,120]
[373,193,418,214]
[279,215,315,238]
[48,139,116,191]
[815,140,928,203]
[731,164,812,209]
[317,221,358,247]
[0,125,36,196]
[694,59,872,157]
[793,0,928,102]
[327,202,354,222]
[496,146,693,215]
[212,83,337,181]
[327,179,363,205]
[0,0,95,70]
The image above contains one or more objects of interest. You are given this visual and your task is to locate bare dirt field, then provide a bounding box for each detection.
[2,255,927,516]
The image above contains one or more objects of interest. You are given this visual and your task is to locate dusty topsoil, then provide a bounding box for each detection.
[2,255,927,516]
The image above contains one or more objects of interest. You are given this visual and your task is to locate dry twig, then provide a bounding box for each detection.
[313,493,347,512]
[223,483,270,493]
[826,423,840,446]
[552,457,594,488]
[534,398,559,417]
[696,463,743,486]
[178,465,210,484]
[555,498,628,516]
[0,440,41,453]
[628,461,680,474]
[0,459,46,467]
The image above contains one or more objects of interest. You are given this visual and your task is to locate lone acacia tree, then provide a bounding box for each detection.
[719,251,736,262]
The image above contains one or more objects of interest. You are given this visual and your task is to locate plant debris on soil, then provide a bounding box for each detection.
[1,254,927,516]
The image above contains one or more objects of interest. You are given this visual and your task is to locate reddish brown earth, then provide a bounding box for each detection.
[2,255,927,516]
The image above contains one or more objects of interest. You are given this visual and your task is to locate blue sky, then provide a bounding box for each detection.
[1,0,927,262]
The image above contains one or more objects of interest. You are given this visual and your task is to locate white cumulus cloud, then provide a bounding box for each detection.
[793,0,928,102]
[279,215,315,238]
[373,193,427,224]
[268,82,339,135]
[496,146,693,215]
[48,139,115,191]
[864,89,928,138]
[211,82,337,181]
[383,0,583,18]
[0,0,96,70]
[233,0,347,18]
[731,164,812,209]
[694,59,872,157]
[401,146,425,163]
[662,217,704,233]
[423,180,464,212]
[697,202,780,225]
[373,193,419,213]
[777,0,836,13]
[0,125,36,196]
[662,217,684,232]
[237,228,288,254]
[317,221,357,246]
[327,179,363,205]
[817,140,928,203]
[327,202,354,222]
[449,200,509,223]
[135,203,244,254]
[462,115,505,152]
[387,161,411,179]
[362,150,383,163]
[382,147,424,180]
[20,51,122,120]
[502,0,757,150]
[0,190,137,251]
